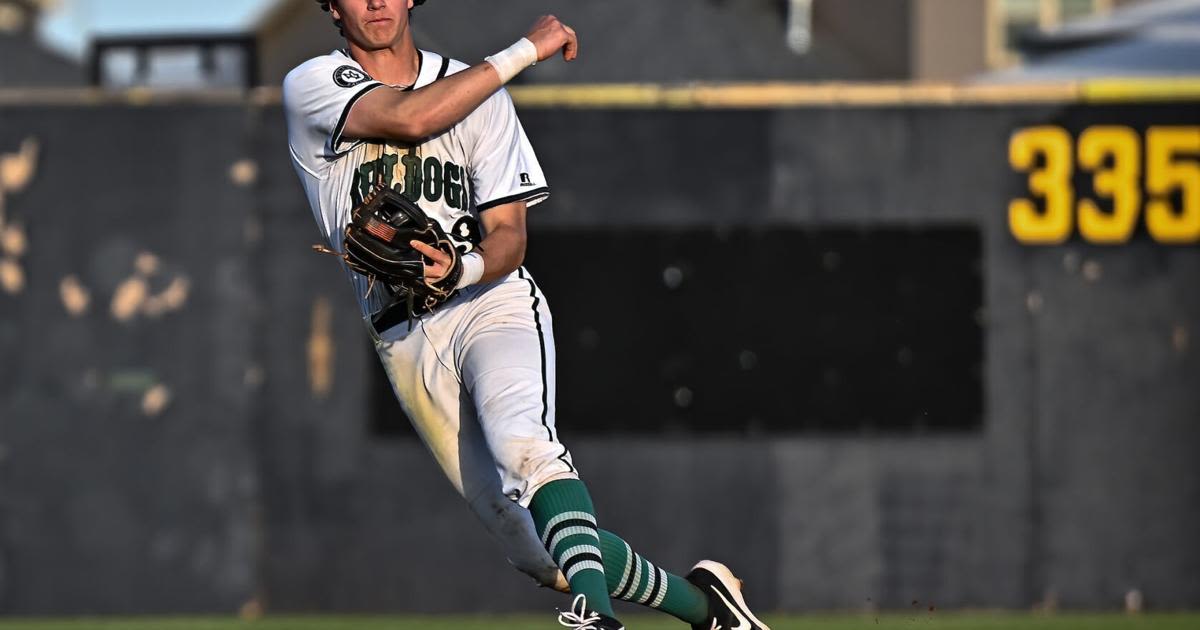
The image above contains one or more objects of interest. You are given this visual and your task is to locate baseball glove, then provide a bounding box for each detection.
[314,185,462,317]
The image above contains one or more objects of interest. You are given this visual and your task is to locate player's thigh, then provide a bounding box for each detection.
[459,268,559,424]
[373,321,494,498]
[459,270,575,504]
[375,318,562,588]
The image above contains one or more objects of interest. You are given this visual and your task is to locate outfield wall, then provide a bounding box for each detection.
[0,83,1196,614]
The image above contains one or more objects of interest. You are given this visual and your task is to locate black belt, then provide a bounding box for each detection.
[371,289,459,335]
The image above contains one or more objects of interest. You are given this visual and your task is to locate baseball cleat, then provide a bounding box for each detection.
[557,594,625,630]
[686,560,771,630]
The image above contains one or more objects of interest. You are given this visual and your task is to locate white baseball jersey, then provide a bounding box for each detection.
[283,48,549,320]
[282,49,575,587]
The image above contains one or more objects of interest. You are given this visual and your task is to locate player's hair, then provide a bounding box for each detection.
[315,0,428,6]
[315,1,428,36]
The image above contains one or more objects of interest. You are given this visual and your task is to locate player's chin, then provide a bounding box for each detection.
[353,25,399,49]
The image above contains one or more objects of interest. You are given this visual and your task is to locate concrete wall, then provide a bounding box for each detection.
[912,0,989,80]
[0,97,1196,614]
[0,105,260,612]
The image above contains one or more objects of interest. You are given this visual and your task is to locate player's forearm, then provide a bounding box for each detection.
[475,223,527,283]
[347,35,548,143]
[397,64,507,139]
[346,64,504,142]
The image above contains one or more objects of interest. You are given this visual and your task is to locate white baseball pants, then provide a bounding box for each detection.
[368,267,577,588]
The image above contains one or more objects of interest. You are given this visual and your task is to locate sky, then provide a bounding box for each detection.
[40,0,277,58]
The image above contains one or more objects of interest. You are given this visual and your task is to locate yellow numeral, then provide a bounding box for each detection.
[1145,126,1200,244]
[1077,126,1141,244]
[1009,126,1073,244]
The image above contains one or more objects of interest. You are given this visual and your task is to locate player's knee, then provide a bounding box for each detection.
[501,444,578,506]
[510,557,569,592]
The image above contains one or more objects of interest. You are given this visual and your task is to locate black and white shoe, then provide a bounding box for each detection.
[557,594,625,630]
[686,560,771,630]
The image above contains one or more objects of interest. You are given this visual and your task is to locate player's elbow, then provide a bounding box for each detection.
[343,115,426,145]
[498,226,527,276]
[380,117,431,144]
[480,203,528,276]
[387,98,456,141]
[343,90,425,144]
[513,233,528,269]
[499,231,526,276]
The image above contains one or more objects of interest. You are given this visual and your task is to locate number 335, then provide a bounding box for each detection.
[1008,125,1200,244]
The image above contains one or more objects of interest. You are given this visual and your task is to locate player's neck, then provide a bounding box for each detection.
[346,33,420,88]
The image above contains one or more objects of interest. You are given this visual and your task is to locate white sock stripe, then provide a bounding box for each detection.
[558,544,602,568]
[611,541,634,597]
[650,568,669,608]
[636,559,658,604]
[624,553,643,602]
[548,526,600,557]
[539,512,597,546]
[565,560,605,583]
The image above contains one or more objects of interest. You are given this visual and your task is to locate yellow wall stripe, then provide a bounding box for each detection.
[510,82,1083,108]
[1081,78,1200,103]
[0,78,1196,108]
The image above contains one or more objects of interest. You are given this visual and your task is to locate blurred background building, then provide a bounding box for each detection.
[1,0,1198,619]
[13,0,1154,90]
[985,0,1200,80]
[0,0,81,87]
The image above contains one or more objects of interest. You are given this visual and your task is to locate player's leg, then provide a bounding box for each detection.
[461,270,769,628]
[594,528,770,628]
[592,528,708,624]
[457,269,618,623]
[369,312,564,590]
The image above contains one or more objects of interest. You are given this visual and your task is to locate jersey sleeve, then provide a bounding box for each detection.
[468,88,550,211]
[282,57,384,176]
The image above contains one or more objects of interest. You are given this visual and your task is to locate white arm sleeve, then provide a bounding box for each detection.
[468,88,549,211]
[283,57,384,176]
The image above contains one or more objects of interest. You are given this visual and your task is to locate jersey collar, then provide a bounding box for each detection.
[333,47,435,91]
[409,49,441,91]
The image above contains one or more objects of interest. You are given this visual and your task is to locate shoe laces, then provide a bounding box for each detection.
[557,594,602,629]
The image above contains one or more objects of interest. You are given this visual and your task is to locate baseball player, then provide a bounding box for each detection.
[283,2,769,628]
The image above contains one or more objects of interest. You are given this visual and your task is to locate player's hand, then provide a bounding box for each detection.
[411,240,453,283]
[526,15,578,62]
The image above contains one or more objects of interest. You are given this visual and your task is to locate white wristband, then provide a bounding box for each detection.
[485,38,538,84]
[455,252,485,290]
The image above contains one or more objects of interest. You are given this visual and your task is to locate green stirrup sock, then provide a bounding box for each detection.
[528,479,615,617]
[598,529,709,625]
